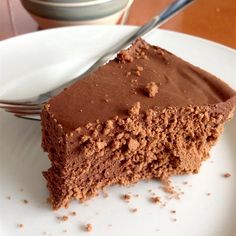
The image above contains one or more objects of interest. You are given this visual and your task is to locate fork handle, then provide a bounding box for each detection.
[59,0,194,90]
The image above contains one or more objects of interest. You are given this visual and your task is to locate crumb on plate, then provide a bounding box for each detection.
[85,223,93,232]
[223,173,231,178]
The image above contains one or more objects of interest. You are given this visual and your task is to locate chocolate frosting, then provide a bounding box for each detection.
[48,39,236,132]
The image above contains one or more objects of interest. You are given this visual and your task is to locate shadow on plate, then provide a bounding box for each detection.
[0,111,50,208]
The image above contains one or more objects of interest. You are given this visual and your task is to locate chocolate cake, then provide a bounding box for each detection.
[41,39,236,209]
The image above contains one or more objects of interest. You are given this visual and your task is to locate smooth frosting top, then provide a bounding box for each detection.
[48,39,236,131]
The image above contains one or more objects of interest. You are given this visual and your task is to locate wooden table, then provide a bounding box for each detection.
[1,0,236,49]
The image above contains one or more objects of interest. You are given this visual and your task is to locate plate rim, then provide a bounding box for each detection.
[1,25,236,55]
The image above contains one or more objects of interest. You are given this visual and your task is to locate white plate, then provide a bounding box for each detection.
[0,26,236,236]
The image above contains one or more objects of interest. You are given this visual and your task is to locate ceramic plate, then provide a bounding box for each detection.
[0,26,236,236]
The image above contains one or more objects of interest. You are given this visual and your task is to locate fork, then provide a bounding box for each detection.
[0,0,194,121]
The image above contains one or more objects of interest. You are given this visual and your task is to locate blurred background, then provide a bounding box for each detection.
[0,0,236,49]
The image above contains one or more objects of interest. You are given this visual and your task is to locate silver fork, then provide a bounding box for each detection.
[0,0,194,121]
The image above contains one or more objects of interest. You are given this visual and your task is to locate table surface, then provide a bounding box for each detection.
[0,0,236,49]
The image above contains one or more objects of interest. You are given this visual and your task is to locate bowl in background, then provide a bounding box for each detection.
[20,0,134,29]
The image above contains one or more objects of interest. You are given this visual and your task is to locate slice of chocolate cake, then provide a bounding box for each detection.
[41,39,236,209]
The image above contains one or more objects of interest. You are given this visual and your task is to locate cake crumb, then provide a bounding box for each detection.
[104,99,110,103]
[6,196,11,200]
[162,179,178,197]
[96,141,107,150]
[136,65,144,72]
[182,181,188,185]
[85,223,93,232]
[130,208,138,213]
[142,55,148,60]
[76,127,81,132]
[206,192,211,196]
[102,191,109,198]
[117,50,134,63]
[145,81,158,97]
[46,197,52,205]
[223,173,231,178]
[104,120,113,132]
[45,104,50,110]
[70,211,76,216]
[172,218,177,222]
[128,138,140,151]
[62,229,67,233]
[62,215,69,221]
[58,124,63,129]
[151,196,161,204]
[23,199,28,204]
[129,102,141,116]
[133,194,139,198]
[135,70,141,77]
[170,210,176,214]
[126,71,132,77]
[122,194,131,202]
[17,224,24,228]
